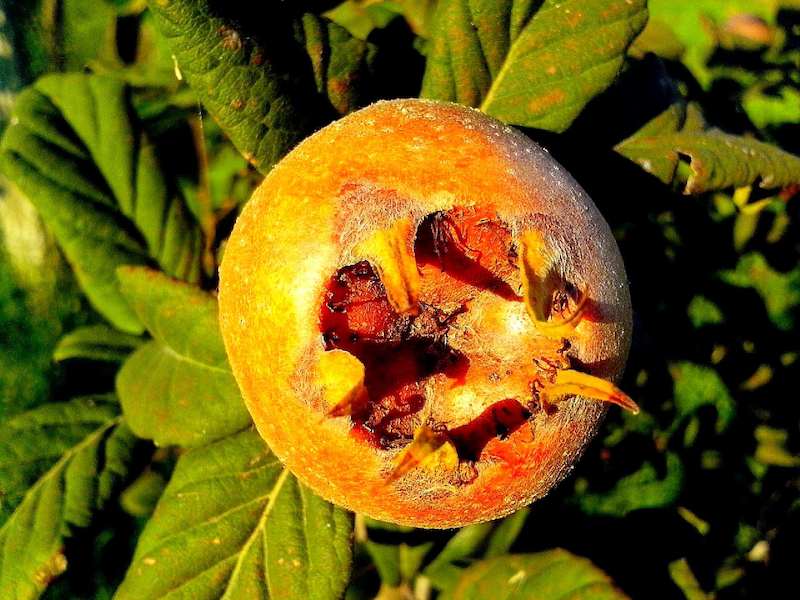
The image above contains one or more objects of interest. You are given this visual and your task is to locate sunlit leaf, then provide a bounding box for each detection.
[116,266,251,447]
[422,0,647,132]
[671,362,735,435]
[647,0,780,87]
[116,429,353,600]
[440,550,629,600]
[54,324,142,363]
[743,86,800,131]
[669,558,712,600]
[617,127,800,192]
[0,73,203,333]
[754,426,800,467]
[687,296,724,328]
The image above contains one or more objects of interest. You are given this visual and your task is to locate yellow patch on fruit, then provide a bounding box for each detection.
[318,349,367,417]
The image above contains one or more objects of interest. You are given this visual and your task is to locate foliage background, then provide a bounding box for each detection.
[0,0,799,599]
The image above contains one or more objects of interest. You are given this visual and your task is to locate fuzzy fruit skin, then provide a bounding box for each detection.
[219,99,631,528]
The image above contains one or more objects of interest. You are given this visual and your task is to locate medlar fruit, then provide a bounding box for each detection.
[219,99,637,528]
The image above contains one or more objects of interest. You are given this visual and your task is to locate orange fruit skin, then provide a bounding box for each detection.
[219,99,632,528]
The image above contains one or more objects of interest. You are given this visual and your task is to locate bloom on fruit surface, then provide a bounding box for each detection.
[219,99,637,528]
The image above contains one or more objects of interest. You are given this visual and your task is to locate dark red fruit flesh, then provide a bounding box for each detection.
[318,206,525,454]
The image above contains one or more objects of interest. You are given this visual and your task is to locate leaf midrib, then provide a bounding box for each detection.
[0,416,122,538]
[479,0,644,112]
[159,344,231,376]
[222,467,290,599]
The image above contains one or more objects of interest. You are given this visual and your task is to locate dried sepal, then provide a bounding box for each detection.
[354,217,421,314]
[519,230,586,337]
[388,424,459,483]
[540,369,640,414]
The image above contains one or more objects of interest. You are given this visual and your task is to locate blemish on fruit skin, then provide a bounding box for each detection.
[231,98,245,111]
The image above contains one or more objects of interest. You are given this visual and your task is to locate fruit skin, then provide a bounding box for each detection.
[219,99,631,528]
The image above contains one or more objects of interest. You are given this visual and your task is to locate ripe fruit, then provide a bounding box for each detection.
[219,99,637,528]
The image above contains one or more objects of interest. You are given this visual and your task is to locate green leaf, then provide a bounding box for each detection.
[687,296,724,328]
[743,86,800,131]
[326,1,399,40]
[440,550,629,600]
[327,0,438,38]
[484,508,530,558]
[116,428,353,600]
[54,324,143,363]
[364,541,403,587]
[628,19,686,61]
[668,558,712,600]
[670,362,736,435]
[719,252,800,331]
[0,73,203,333]
[754,426,800,468]
[147,0,375,173]
[0,182,89,418]
[88,9,182,88]
[576,452,684,517]
[120,470,167,518]
[617,127,800,192]
[59,0,120,72]
[424,522,494,590]
[422,0,648,132]
[0,396,136,600]
[647,0,779,87]
[116,266,251,447]
[363,540,434,588]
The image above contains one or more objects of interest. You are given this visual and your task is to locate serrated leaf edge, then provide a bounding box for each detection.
[0,415,123,540]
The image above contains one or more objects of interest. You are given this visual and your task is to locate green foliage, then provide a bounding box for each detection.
[115,429,353,600]
[617,127,800,192]
[54,325,143,363]
[575,452,684,517]
[440,550,629,599]
[1,1,800,599]
[422,0,648,131]
[0,74,203,333]
[720,252,800,330]
[115,266,251,447]
[0,396,135,600]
